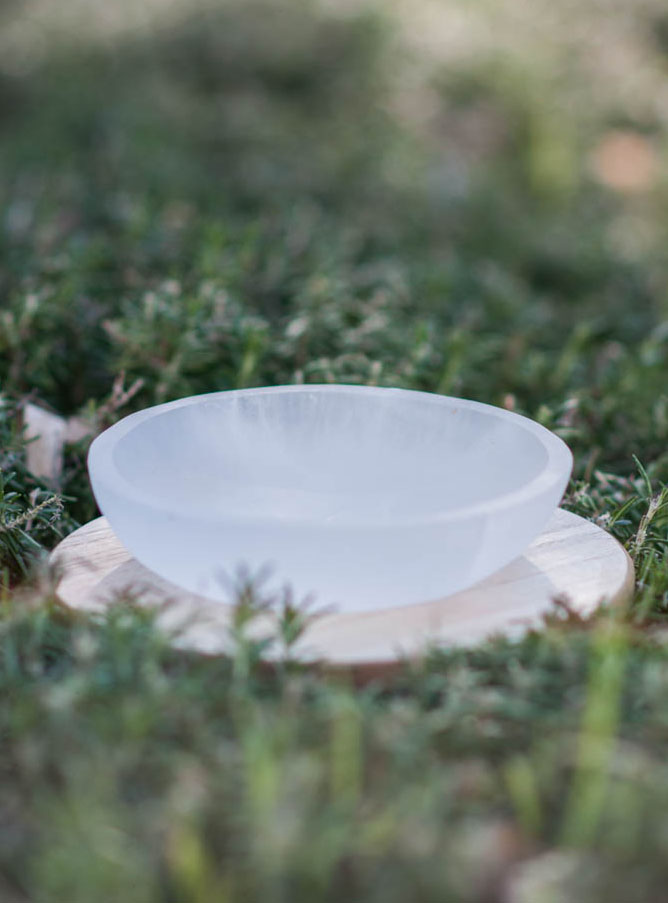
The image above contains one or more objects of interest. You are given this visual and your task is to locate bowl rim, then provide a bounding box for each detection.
[88,384,573,527]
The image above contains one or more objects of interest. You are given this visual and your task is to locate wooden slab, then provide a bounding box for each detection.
[51,510,634,670]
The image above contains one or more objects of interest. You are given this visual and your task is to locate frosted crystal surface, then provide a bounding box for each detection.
[88,386,572,611]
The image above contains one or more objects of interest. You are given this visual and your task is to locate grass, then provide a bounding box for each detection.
[1,0,668,899]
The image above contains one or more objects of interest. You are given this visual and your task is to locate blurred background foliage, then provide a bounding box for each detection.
[1,1,668,900]
[1,0,668,465]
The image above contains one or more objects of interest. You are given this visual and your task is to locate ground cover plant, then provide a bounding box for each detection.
[1,0,668,899]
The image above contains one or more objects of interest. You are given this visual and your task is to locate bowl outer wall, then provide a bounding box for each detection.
[87,385,573,610]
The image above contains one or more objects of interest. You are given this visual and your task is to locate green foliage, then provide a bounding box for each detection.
[1,599,668,903]
[0,398,75,582]
[0,0,668,898]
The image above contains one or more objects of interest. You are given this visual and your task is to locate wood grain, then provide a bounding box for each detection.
[51,510,634,670]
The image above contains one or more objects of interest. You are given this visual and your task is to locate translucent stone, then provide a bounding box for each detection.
[88,385,572,612]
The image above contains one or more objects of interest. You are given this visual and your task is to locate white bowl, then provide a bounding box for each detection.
[88,385,572,612]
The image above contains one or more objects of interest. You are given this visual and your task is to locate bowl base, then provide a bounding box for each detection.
[50,509,633,678]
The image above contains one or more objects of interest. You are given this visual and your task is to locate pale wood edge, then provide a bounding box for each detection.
[347,546,637,683]
[614,546,636,608]
[50,512,637,679]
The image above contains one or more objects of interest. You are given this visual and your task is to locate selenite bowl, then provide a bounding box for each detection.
[87,385,573,612]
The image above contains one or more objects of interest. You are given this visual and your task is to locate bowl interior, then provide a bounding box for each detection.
[110,388,550,524]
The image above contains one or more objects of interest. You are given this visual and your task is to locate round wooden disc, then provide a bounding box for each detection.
[51,510,634,671]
